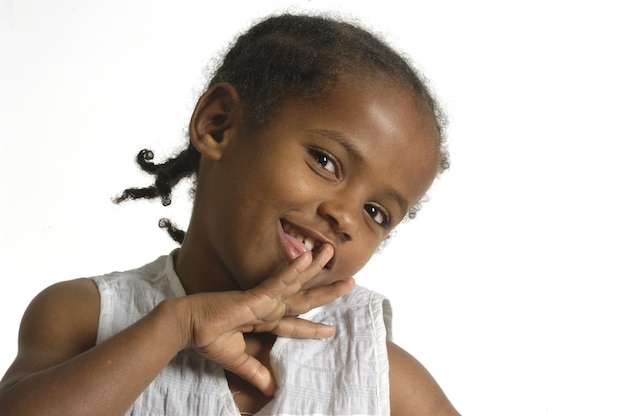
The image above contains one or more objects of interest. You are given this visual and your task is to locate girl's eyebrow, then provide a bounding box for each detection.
[308,128,409,216]
[385,189,409,217]
[308,129,363,161]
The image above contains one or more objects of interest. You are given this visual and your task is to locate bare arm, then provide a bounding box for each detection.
[388,340,460,416]
[0,246,354,416]
[0,277,187,416]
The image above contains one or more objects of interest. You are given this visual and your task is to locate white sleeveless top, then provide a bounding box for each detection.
[92,252,392,415]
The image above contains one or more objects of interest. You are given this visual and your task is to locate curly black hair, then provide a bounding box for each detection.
[114,13,449,244]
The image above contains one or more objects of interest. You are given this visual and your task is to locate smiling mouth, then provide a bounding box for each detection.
[279,220,335,269]
[282,221,319,251]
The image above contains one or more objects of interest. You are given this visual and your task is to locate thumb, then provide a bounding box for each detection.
[228,353,276,397]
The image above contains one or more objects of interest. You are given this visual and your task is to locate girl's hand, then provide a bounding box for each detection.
[175,244,354,396]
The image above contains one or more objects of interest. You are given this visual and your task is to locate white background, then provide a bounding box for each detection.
[1,0,625,414]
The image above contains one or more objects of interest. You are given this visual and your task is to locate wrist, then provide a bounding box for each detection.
[152,297,191,351]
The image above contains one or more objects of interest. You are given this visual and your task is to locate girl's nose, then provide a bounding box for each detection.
[317,199,358,241]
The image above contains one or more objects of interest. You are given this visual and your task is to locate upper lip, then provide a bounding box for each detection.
[280,219,337,269]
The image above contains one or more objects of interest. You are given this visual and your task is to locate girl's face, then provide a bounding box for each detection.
[186,81,440,291]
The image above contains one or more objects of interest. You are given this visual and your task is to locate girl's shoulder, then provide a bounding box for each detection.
[17,278,100,354]
[387,340,460,415]
[1,278,100,389]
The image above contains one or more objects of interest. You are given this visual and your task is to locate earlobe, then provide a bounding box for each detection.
[189,83,240,161]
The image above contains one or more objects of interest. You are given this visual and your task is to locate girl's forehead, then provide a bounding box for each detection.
[315,81,438,154]
[272,81,440,204]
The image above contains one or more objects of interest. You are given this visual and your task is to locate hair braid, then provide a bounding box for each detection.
[115,145,200,206]
[114,144,200,242]
[158,218,186,244]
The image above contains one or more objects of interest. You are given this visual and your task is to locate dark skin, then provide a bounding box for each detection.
[0,80,459,415]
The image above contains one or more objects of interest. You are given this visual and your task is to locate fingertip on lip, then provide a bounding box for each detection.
[322,242,335,253]
[316,244,336,269]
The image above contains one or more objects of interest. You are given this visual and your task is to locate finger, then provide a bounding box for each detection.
[271,316,337,339]
[282,244,335,291]
[227,353,276,397]
[256,245,334,299]
[308,243,334,273]
[285,276,355,315]
[286,243,334,282]
[283,244,334,287]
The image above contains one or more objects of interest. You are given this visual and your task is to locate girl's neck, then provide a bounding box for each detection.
[174,232,240,295]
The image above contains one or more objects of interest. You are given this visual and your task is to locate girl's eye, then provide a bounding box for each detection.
[308,149,337,175]
[364,203,390,227]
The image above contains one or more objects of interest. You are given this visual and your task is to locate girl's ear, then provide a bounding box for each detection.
[189,82,241,161]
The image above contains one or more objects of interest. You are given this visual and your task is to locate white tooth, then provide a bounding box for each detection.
[284,223,315,250]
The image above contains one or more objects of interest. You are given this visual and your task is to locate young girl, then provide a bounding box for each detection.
[0,14,458,416]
